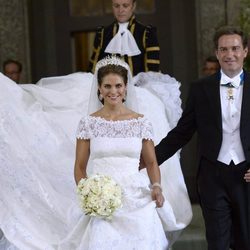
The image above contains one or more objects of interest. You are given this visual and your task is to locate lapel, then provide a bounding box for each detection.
[113,23,118,37]
[128,15,136,34]
[240,71,250,127]
[204,72,222,129]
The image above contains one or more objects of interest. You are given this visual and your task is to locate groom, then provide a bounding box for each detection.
[155,26,250,250]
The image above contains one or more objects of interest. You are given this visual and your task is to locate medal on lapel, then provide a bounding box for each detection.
[224,82,234,101]
[227,86,234,100]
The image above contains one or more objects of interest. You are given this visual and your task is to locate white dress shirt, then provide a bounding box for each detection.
[217,70,246,165]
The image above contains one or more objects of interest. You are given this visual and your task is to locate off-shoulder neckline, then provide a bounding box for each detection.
[87,115,145,123]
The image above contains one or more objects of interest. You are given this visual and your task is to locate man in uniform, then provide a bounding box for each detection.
[88,0,160,76]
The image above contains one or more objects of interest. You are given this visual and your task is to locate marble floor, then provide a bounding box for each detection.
[171,204,207,250]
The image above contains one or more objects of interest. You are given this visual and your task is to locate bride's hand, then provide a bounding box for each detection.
[151,187,165,207]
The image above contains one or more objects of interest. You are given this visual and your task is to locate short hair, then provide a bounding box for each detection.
[213,26,248,50]
[3,59,22,73]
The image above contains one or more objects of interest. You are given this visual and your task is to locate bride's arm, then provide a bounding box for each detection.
[141,139,164,207]
[74,139,90,184]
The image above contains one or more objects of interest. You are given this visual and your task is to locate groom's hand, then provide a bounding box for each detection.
[244,169,250,182]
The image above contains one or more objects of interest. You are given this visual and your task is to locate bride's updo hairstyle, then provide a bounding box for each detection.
[97,64,128,104]
[97,64,128,87]
[88,55,138,114]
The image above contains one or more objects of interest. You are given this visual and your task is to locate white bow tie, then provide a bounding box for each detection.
[220,74,242,88]
[105,22,141,56]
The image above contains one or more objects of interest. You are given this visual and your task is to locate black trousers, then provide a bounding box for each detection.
[197,158,250,250]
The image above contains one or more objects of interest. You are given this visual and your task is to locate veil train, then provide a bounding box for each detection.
[0,71,192,249]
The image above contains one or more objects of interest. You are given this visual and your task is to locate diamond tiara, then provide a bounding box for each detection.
[95,56,130,72]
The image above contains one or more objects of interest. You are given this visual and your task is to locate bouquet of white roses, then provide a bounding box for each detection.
[77,174,122,219]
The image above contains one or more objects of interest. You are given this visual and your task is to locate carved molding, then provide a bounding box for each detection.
[0,0,31,83]
[195,0,241,76]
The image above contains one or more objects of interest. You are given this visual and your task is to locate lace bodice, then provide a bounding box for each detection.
[76,116,154,180]
[76,115,153,160]
[76,115,153,140]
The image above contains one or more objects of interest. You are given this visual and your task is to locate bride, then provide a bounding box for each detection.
[0,57,192,249]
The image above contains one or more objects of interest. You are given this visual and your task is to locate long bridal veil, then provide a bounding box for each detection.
[0,70,192,249]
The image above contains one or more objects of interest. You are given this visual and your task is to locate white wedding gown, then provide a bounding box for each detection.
[0,72,192,250]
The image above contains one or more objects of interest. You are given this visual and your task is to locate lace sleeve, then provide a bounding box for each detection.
[141,117,154,140]
[76,116,91,139]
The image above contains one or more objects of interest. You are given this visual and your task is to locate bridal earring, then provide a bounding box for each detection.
[99,94,103,101]
[122,92,127,102]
